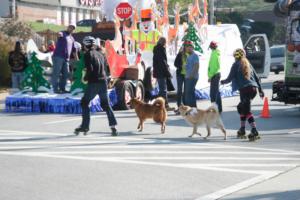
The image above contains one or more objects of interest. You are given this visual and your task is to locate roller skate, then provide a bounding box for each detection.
[111,127,118,136]
[237,127,247,139]
[248,128,261,142]
[74,127,89,136]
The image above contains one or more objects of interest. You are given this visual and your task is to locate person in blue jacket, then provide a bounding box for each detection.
[221,48,264,141]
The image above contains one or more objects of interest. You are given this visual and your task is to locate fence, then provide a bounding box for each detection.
[36,29,57,47]
[34,29,116,48]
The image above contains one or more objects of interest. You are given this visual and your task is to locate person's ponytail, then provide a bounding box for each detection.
[240,57,251,80]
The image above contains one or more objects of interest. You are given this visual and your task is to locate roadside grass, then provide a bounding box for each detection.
[217,0,273,12]
[28,22,91,33]
[169,0,274,12]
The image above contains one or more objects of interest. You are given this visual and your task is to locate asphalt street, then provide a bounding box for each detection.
[0,73,300,200]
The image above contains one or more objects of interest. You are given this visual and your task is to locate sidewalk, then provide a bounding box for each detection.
[222,166,300,200]
[0,90,8,111]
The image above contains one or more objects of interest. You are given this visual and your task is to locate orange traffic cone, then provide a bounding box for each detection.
[260,97,271,118]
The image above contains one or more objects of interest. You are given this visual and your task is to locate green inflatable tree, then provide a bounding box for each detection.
[182,22,203,53]
[21,52,51,93]
[70,52,87,95]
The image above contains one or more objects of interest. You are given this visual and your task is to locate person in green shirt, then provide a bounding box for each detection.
[208,41,223,113]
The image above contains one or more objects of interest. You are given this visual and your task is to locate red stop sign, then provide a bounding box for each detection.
[116,2,132,19]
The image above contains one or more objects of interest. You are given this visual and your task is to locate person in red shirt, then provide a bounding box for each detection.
[47,40,56,53]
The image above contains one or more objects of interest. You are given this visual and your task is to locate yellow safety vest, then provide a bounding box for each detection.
[131,30,160,51]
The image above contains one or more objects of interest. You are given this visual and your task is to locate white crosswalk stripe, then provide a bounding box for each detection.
[1,130,300,200]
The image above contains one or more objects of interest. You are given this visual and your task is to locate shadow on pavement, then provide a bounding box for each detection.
[0,135,76,143]
[225,190,300,200]
[166,106,300,133]
[0,141,120,152]
[90,131,152,137]
[130,137,212,145]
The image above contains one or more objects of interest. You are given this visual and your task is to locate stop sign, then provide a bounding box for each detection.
[116,2,132,19]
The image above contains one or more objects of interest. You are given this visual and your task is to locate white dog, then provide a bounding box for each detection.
[178,104,227,140]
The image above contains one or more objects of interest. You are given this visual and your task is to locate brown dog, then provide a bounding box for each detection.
[178,104,227,140]
[130,97,167,134]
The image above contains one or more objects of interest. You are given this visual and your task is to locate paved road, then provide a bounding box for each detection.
[0,73,300,200]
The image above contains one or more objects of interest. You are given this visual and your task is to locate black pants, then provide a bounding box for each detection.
[81,80,117,129]
[176,73,185,107]
[238,86,257,115]
[184,78,198,107]
[210,73,222,112]
[157,78,168,106]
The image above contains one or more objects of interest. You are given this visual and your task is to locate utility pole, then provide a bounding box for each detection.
[209,0,215,24]
[12,0,16,19]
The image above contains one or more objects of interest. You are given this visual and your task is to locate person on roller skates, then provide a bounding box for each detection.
[74,36,118,136]
[221,48,264,141]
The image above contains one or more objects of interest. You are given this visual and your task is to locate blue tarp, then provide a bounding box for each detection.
[5,88,118,114]
[5,85,237,114]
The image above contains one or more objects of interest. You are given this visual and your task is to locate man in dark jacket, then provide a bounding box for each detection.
[153,37,172,109]
[74,36,118,136]
[8,41,27,89]
[95,38,110,78]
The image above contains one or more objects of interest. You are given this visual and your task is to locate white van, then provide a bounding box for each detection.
[244,34,271,78]
[270,45,286,74]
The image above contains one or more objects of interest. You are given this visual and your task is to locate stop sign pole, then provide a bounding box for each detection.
[116,2,133,19]
[115,2,133,54]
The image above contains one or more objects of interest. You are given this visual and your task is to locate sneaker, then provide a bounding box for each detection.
[111,127,118,136]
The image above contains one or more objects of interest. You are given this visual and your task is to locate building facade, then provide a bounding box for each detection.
[0,0,10,17]
[14,0,103,25]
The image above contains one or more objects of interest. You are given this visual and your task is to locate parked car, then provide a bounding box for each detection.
[240,18,255,42]
[76,19,97,27]
[270,45,285,74]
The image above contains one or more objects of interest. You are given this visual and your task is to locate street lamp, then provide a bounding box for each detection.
[210,0,215,24]
[12,0,16,19]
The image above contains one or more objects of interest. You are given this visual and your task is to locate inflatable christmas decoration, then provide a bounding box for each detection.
[129,8,160,51]
[21,52,51,93]
[182,22,203,53]
[70,52,87,95]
